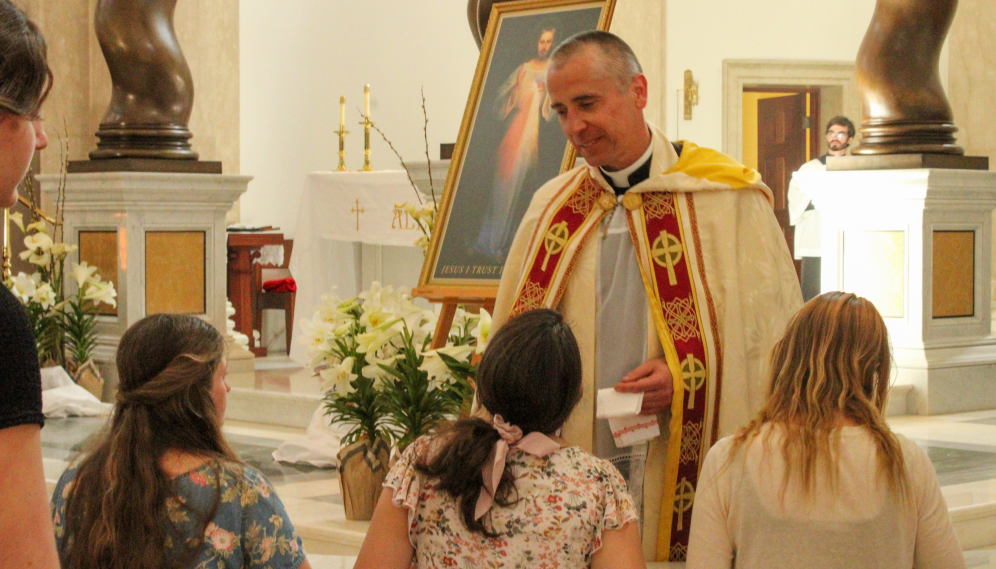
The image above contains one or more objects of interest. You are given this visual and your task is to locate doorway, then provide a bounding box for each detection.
[742,87,820,267]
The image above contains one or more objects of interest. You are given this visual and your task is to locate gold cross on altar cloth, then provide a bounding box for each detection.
[351,199,365,231]
[651,230,683,285]
[681,354,706,410]
[542,221,570,272]
[673,477,696,531]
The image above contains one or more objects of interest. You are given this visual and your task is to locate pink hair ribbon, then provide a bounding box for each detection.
[474,414,560,520]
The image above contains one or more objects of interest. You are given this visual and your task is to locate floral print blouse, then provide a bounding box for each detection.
[51,460,306,569]
[385,436,638,568]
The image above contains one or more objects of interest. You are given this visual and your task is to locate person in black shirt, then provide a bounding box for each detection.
[0,1,58,567]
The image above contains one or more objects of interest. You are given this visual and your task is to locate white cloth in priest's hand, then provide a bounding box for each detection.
[596,387,643,418]
[608,415,660,448]
[596,388,659,448]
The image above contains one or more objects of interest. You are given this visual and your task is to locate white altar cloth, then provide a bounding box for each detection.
[288,171,426,366]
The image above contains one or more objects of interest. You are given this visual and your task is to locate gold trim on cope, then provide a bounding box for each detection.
[622,193,643,210]
[597,193,617,211]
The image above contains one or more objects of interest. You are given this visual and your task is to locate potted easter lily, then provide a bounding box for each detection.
[4,212,117,396]
[301,282,485,520]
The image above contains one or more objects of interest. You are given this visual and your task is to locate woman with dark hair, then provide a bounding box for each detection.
[0,1,57,567]
[0,0,51,205]
[686,292,964,568]
[355,308,646,568]
[51,314,311,569]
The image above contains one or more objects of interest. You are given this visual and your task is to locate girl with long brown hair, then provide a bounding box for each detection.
[686,292,964,568]
[51,314,311,569]
[355,308,646,568]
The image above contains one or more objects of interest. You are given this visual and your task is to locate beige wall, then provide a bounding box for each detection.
[949,0,996,166]
[15,0,239,177]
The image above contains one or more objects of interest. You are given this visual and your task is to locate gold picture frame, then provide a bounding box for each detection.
[415,0,615,301]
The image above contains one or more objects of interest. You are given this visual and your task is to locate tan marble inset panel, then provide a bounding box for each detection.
[843,230,905,318]
[78,230,118,316]
[933,230,975,318]
[145,231,205,315]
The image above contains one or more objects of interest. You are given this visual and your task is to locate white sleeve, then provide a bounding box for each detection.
[686,441,735,569]
[787,175,811,226]
[908,442,967,569]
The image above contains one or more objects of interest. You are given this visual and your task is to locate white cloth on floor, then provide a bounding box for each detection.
[40,366,112,418]
[272,405,352,468]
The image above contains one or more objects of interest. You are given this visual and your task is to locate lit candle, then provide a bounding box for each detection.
[339,96,345,131]
[364,84,371,119]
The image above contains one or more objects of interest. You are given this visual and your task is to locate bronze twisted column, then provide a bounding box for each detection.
[853,0,962,155]
[90,0,197,160]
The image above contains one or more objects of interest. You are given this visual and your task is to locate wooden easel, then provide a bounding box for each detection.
[412,285,496,350]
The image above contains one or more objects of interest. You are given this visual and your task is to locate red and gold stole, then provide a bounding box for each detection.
[623,192,712,562]
[508,167,715,562]
[509,169,617,316]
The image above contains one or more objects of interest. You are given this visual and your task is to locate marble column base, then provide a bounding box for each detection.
[39,171,250,399]
[800,168,996,415]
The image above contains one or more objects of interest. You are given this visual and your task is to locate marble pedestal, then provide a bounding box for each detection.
[799,168,996,414]
[38,172,250,399]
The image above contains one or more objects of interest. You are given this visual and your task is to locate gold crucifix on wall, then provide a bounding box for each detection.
[351,199,365,231]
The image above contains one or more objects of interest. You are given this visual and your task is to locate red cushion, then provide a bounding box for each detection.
[262,277,296,293]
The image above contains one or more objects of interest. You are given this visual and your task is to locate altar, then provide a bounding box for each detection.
[287,170,430,366]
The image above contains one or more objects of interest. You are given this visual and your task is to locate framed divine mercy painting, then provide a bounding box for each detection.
[416,0,615,299]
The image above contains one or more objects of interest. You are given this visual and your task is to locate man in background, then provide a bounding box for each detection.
[787,115,855,301]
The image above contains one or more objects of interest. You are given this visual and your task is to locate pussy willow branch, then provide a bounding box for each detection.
[360,108,423,205]
[421,87,436,209]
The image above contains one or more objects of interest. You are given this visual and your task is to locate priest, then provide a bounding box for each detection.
[490,31,802,562]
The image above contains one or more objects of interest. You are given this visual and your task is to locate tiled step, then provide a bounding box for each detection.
[225,387,321,429]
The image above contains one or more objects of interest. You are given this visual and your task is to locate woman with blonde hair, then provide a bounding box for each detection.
[51,314,310,569]
[687,292,964,569]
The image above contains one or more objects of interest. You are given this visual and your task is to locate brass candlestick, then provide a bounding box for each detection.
[334,127,349,171]
[2,208,11,280]
[360,116,374,172]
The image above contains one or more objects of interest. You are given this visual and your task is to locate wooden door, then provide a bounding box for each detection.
[757,93,807,257]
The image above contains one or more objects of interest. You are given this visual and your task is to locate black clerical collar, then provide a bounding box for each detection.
[601,153,653,196]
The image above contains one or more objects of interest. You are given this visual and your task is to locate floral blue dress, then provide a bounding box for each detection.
[51,460,306,569]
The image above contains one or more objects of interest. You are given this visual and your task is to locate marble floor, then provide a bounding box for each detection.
[39,357,996,567]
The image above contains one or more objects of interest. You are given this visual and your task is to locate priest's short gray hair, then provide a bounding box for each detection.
[549,30,642,91]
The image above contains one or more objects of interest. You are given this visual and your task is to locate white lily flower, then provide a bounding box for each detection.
[360,304,393,329]
[50,243,78,258]
[8,212,23,232]
[25,220,47,234]
[20,232,54,266]
[471,308,492,354]
[9,272,36,303]
[82,280,117,307]
[319,356,357,394]
[32,283,55,309]
[420,344,474,388]
[355,326,401,357]
[70,262,99,288]
[299,317,336,364]
[358,281,387,304]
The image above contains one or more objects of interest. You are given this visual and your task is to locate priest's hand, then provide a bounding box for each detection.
[615,357,673,415]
